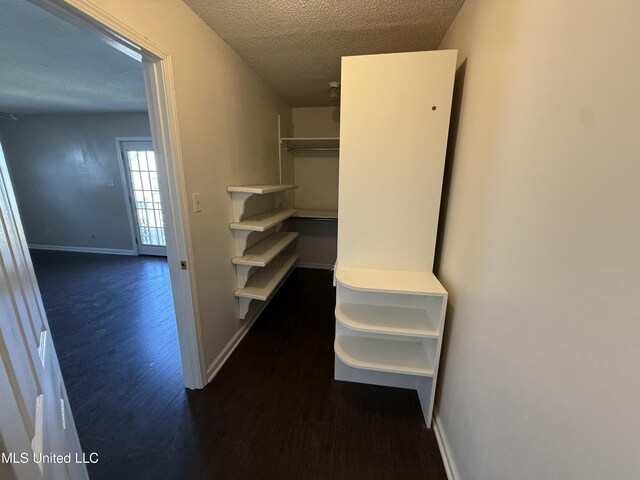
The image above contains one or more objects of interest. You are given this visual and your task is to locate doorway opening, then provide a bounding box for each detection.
[19,0,205,389]
[0,0,205,476]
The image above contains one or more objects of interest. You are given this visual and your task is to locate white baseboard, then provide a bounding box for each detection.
[206,267,294,382]
[206,317,255,382]
[28,244,136,256]
[296,262,333,270]
[433,413,459,480]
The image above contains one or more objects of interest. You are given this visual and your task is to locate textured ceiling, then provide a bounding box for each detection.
[0,0,146,114]
[183,0,465,106]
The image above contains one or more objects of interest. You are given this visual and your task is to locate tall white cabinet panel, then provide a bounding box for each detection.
[335,50,457,428]
[338,50,457,272]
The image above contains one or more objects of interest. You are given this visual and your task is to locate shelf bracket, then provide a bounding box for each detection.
[238,297,253,320]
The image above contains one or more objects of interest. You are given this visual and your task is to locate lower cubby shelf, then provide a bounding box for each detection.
[335,303,439,338]
[334,335,434,377]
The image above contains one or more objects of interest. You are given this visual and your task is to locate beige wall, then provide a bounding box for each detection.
[287,107,339,268]
[436,0,640,478]
[89,0,291,369]
[292,107,339,211]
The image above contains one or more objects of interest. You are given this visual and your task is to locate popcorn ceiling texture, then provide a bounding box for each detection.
[0,0,147,114]
[183,0,465,106]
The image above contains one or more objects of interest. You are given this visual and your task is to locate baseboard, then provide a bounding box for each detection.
[28,244,136,256]
[206,315,254,382]
[296,262,333,270]
[433,413,459,480]
[206,269,290,382]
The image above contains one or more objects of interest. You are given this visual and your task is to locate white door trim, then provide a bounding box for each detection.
[27,0,206,389]
[114,137,146,256]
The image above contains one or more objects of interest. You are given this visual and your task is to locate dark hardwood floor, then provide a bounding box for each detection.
[31,250,447,480]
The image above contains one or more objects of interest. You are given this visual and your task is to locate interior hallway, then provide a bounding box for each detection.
[31,250,446,479]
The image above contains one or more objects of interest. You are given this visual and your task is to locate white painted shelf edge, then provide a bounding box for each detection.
[227,184,297,194]
[232,232,299,266]
[235,254,298,301]
[229,208,298,232]
[334,335,434,377]
[335,266,447,296]
[335,303,439,338]
[280,137,339,150]
[292,209,338,220]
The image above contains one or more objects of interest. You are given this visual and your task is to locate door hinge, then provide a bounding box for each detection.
[135,237,139,244]
[180,261,187,270]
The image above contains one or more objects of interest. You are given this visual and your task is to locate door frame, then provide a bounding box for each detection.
[115,137,145,257]
[27,0,206,389]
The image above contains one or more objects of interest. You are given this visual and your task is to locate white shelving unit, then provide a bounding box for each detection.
[334,50,457,428]
[228,184,298,320]
[334,266,447,427]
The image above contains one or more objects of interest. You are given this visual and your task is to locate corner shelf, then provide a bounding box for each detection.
[335,303,438,338]
[230,208,297,232]
[335,335,434,377]
[334,265,448,429]
[280,137,339,151]
[292,209,338,220]
[335,266,447,296]
[233,232,299,267]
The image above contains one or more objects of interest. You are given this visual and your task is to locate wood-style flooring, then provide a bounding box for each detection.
[31,250,447,480]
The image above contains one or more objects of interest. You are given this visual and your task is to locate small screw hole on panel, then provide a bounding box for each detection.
[432,106,437,111]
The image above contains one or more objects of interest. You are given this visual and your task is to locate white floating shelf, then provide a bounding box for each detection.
[232,232,299,267]
[235,253,298,301]
[334,335,434,377]
[280,137,339,151]
[335,266,447,296]
[336,303,439,338]
[229,208,297,232]
[227,184,297,194]
[292,209,338,220]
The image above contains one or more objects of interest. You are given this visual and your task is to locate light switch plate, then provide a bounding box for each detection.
[192,193,202,213]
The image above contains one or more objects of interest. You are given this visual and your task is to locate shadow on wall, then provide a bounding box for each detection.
[432,59,467,408]
[434,59,467,277]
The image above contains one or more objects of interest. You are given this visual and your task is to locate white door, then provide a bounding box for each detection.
[119,140,167,256]
[0,144,88,479]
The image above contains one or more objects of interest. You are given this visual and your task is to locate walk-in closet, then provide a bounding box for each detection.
[227,49,456,426]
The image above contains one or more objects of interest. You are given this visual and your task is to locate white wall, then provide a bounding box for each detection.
[292,107,340,211]
[0,113,150,252]
[287,107,339,268]
[85,0,291,371]
[435,1,640,479]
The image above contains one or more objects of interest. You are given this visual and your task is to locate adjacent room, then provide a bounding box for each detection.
[0,1,187,477]
[0,1,639,480]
